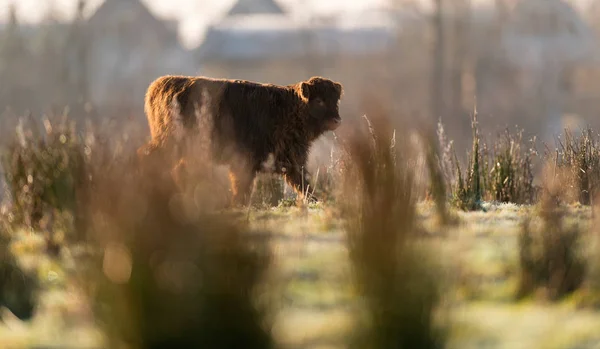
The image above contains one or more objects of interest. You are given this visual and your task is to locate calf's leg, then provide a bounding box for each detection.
[228,163,256,207]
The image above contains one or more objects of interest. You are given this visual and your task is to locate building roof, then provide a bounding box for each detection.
[89,0,153,26]
[197,10,397,61]
[226,0,286,17]
[87,0,179,44]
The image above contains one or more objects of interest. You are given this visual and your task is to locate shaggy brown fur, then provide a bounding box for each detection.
[139,75,344,206]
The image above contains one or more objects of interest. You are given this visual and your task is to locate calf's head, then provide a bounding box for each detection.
[299,77,343,132]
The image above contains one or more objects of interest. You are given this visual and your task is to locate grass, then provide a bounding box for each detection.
[444,113,537,211]
[0,113,85,232]
[0,230,38,322]
[424,124,455,226]
[76,119,280,349]
[450,108,482,211]
[486,128,536,205]
[337,109,448,349]
[2,107,600,349]
[548,128,600,206]
[1,109,281,349]
[2,193,600,348]
[517,192,587,301]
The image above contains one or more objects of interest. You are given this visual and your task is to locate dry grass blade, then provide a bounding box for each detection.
[449,107,482,211]
[422,125,455,226]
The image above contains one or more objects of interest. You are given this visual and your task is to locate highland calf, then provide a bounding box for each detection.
[139,75,344,206]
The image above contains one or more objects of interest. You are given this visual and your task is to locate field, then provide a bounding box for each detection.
[2,111,600,349]
[2,203,600,349]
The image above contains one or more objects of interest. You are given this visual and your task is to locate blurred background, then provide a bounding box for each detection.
[2,3,600,347]
[0,0,598,153]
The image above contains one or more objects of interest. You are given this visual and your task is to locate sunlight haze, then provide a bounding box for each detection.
[0,0,389,48]
[0,0,594,48]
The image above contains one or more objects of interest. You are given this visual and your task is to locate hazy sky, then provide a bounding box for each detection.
[0,0,389,47]
[0,0,594,48]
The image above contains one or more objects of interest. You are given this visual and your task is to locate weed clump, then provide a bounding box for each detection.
[338,110,447,349]
[0,225,38,321]
[252,174,285,208]
[441,113,537,207]
[517,190,586,301]
[1,113,85,231]
[549,128,600,206]
[423,126,454,226]
[487,129,536,204]
[0,111,149,253]
[451,109,482,211]
[76,132,278,349]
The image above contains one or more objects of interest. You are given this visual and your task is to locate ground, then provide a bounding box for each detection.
[1,202,600,349]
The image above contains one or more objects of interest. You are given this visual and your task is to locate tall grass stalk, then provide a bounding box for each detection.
[451,107,482,211]
[548,128,600,205]
[338,109,447,349]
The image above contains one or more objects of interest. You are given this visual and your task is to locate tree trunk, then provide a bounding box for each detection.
[450,0,470,121]
[432,0,445,122]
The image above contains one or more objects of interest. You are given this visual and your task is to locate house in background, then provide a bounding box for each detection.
[227,0,286,16]
[0,0,201,119]
[84,0,199,117]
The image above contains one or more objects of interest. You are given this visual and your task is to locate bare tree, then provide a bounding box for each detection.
[432,0,445,122]
[65,0,90,107]
[449,0,471,121]
[0,4,32,112]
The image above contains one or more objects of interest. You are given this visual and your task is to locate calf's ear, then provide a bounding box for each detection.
[300,82,311,101]
[334,82,343,96]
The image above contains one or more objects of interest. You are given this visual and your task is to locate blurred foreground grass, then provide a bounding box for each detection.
[2,202,600,349]
[2,108,600,349]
